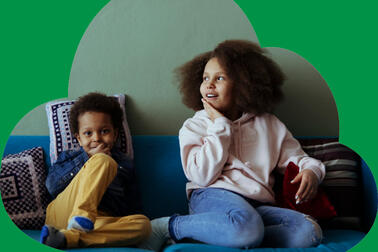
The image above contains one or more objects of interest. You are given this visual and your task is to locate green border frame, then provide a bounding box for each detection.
[0,0,376,250]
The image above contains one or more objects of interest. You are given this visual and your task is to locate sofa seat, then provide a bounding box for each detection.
[2,135,376,251]
[23,230,150,251]
[23,229,365,251]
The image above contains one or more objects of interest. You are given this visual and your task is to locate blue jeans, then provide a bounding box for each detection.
[169,188,323,248]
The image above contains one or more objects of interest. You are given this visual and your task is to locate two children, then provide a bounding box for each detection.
[41,39,325,250]
[41,93,150,249]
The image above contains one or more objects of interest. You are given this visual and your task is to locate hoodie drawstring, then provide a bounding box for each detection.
[238,121,242,157]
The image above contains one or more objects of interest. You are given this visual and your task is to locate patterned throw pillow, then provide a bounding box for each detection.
[297,138,363,230]
[45,94,133,165]
[0,147,50,229]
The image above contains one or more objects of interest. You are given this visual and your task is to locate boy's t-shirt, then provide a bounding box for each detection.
[45,147,141,216]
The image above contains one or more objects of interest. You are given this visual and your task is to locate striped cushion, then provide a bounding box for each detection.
[297,138,362,230]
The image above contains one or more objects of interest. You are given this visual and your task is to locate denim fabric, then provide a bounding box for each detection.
[45,148,89,198]
[45,147,141,216]
[169,188,322,248]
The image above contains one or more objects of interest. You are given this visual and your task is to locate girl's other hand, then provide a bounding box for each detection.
[202,98,224,121]
[291,169,319,204]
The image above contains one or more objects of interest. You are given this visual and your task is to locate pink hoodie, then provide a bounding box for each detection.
[179,110,325,204]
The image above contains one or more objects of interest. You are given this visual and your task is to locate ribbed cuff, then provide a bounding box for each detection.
[168,213,180,242]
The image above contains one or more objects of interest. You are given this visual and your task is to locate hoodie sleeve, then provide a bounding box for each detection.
[274,117,326,182]
[179,116,232,187]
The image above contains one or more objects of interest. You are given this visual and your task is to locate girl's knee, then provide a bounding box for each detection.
[290,215,323,248]
[304,215,323,247]
[225,210,264,248]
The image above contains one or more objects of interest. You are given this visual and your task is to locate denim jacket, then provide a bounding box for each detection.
[45,147,141,216]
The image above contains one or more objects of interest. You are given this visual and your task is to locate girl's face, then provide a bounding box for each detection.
[200,57,234,115]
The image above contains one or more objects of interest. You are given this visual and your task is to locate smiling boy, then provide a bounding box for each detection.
[41,92,150,249]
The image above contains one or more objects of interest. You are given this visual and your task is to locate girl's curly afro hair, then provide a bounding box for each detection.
[175,40,285,115]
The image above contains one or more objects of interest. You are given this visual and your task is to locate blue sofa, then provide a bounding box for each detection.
[2,135,377,252]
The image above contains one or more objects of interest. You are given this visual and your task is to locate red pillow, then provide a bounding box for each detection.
[276,162,337,220]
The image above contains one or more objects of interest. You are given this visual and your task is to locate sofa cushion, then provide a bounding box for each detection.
[22,229,365,252]
[162,230,364,252]
[23,230,152,251]
[0,147,50,229]
[45,94,133,165]
[297,138,363,230]
[133,136,188,219]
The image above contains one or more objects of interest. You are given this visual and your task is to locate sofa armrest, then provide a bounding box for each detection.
[3,135,51,167]
[361,159,377,232]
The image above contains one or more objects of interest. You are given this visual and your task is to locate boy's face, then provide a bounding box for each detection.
[200,57,234,115]
[75,111,118,156]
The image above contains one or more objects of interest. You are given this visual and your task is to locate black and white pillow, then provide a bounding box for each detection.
[0,147,50,229]
[45,94,133,165]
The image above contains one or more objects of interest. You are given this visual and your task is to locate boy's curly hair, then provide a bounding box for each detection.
[175,40,285,114]
[69,92,124,135]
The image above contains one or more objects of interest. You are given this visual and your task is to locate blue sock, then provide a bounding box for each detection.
[40,225,66,249]
[40,225,49,244]
[67,216,94,232]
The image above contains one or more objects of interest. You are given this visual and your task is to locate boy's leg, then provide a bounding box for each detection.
[62,214,151,248]
[256,205,323,248]
[45,153,118,230]
[169,188,264,248]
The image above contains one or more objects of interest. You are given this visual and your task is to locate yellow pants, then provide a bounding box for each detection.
[45,153,151,248]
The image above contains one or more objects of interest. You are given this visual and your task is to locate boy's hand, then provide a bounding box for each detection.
[291,169,319,204]
[202,98,224,121]
[87,143,111,157]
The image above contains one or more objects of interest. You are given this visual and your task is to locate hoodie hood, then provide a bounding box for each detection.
[195,109,255,124]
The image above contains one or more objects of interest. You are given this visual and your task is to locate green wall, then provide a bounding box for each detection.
[11,0,338,136]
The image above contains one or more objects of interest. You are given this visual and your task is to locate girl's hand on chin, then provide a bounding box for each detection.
[202,98,224,121]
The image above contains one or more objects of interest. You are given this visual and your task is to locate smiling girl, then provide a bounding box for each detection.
[141,40,325,250]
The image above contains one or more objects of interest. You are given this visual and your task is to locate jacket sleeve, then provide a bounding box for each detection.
[179,116,232,187]
[275,119,325,182]
[45,149,88,198]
